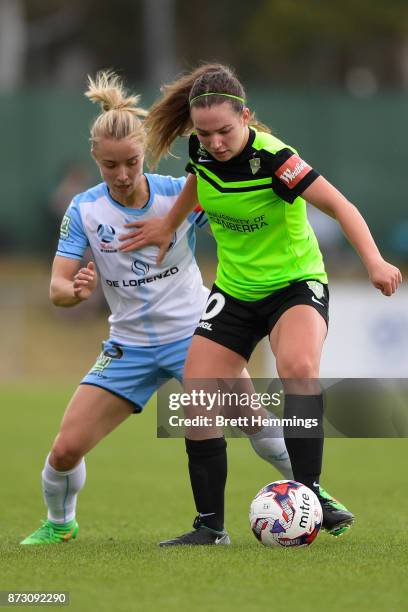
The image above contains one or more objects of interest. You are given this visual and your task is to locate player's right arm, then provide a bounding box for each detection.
[119,174,199,263]
[50,257,98,307]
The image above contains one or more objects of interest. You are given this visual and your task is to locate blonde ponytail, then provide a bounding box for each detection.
[85,71,147,146]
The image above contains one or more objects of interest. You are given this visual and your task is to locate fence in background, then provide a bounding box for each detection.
[0,90,407,259]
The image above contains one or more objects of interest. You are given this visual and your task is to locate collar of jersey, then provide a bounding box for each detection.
[103,174,154,215]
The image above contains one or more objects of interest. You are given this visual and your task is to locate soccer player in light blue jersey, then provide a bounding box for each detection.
[20,71,292,546]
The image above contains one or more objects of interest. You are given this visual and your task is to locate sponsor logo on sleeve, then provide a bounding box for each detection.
[275,155,312,189]
[60,214,71,239]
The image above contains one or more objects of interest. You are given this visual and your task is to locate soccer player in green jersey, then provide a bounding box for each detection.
[120,63,402,546]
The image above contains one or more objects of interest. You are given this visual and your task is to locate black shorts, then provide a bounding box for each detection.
[194,280,329,361]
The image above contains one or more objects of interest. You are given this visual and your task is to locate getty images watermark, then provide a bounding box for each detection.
[157,379,408,438]
[163,388,319,433]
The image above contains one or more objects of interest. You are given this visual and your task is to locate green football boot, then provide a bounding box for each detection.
[20,519,78,545]
[316,485,355,536]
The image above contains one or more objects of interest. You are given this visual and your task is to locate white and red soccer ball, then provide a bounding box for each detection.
[249,480,322,548]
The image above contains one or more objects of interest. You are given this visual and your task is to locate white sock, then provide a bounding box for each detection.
[42,455,86,524]
[248,424,293,480]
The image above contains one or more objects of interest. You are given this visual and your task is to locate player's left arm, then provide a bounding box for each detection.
[303,176,402,296]
[119,174,199,263]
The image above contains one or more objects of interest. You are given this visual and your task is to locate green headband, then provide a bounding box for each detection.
[189,92,246,106]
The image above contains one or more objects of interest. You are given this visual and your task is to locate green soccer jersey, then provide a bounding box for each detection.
[186,128,328,301]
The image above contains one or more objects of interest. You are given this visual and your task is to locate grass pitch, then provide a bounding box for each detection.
[1,382,407,611]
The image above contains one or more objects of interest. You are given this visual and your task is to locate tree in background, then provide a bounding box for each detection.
[2,0,408,91]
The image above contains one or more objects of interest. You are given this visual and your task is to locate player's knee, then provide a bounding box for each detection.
[50,437,84,471]
[277,355,317,379]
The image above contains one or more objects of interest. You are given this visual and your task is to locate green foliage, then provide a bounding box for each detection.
[245,0,408,84]
[20,0,408,87]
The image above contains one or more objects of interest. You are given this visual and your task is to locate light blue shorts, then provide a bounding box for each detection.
[80,336,191,412]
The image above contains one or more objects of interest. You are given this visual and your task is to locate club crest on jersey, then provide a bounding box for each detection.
[97,224,116,243]
[97,223,117,252]
[132,259,150,277]
[249,156,261,175]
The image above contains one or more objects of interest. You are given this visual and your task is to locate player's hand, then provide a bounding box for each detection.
[73,261,98,301]
[367,257,402,296]
[119,218,173,264]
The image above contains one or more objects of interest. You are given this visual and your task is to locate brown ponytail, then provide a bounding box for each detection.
[145,63,270,167]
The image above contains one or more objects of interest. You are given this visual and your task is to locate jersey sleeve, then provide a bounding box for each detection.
[56,198,89,260]
[264,148,320,203]
[172,175,187,193]
[161,175,186,195]
[187,205,209,230]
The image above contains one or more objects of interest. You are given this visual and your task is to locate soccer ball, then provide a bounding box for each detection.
[249,480,322,548]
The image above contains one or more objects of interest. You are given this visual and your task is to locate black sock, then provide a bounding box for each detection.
[185,437,227,532]
[283,394,324,491]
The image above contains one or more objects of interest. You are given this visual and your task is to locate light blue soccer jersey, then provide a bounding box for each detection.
[57,174,209,346]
